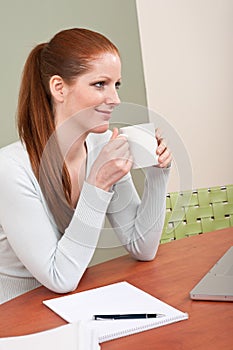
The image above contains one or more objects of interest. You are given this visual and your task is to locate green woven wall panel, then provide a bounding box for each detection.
[161,185,233,244]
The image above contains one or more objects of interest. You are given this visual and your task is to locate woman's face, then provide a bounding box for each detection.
[56,52,122,134]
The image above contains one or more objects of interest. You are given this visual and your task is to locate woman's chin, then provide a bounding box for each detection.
[90,123,109,134]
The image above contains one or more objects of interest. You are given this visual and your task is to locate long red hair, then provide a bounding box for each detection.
[17,28,119,233]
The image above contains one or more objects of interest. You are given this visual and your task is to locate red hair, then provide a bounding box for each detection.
[17,28,119,232]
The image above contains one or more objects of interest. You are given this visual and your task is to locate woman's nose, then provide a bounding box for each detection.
[105,88,121,105]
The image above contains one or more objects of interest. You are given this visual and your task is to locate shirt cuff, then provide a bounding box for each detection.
[73,181,113,229]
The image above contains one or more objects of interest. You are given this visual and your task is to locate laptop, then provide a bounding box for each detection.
[190,246,233,301]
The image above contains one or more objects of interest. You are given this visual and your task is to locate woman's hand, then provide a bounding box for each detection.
[156,129,172,168]
[87,128,133,192]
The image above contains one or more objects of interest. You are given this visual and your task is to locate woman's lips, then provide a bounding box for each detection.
[95,108,112,120]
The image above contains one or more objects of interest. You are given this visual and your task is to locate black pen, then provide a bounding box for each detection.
[93,313,165,320]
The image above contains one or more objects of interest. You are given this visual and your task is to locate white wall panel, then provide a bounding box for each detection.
[136,0,233,191]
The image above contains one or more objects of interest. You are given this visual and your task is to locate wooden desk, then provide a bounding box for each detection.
[0,228,233,349]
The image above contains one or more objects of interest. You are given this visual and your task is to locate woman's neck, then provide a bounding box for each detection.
[61,134,88,209]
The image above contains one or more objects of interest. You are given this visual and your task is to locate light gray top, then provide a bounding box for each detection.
[0,130,170,304]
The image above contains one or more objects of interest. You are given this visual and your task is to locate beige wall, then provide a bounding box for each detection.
[136,0,233,191]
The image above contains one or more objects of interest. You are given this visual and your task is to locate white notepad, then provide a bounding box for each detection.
[43,282,188,343]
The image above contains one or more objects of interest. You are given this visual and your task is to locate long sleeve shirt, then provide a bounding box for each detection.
[0,130,170,304]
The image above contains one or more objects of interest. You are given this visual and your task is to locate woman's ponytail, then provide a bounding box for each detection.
[17,43,54,175]
[17,43,73,233]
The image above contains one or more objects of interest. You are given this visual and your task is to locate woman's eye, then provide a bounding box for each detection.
[94,81,105,88]
[115,81,121,90]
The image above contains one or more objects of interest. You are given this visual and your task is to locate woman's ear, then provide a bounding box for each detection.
[49,75,66,102]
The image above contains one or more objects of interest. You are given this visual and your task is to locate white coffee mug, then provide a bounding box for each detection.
[119,122,158,169]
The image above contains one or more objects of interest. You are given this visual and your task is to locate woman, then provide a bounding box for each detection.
[0,28,171,304]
